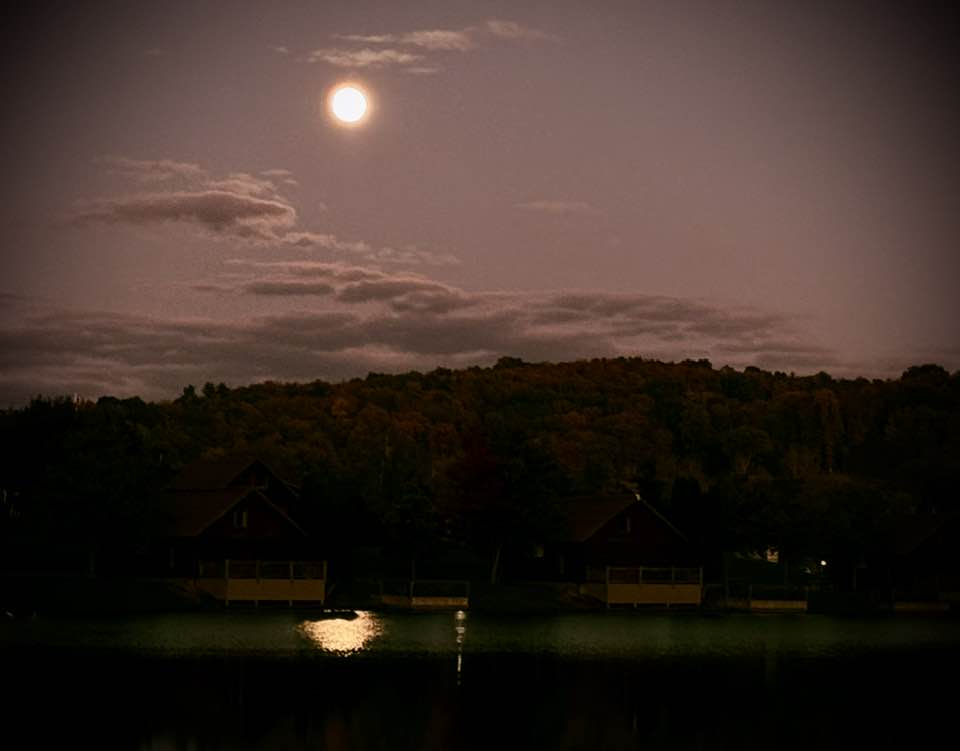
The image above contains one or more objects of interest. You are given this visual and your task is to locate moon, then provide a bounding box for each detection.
[329,84,369,125]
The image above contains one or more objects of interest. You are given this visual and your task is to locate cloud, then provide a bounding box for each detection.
[68,190,298,242]
[270,45,290,55]
[306,19,557,74]
[220,261,472,312]
[0,278,877,405]
[306,47,422,68]
[485,19,559,42]
[204,172,279,197]
[515,200,599,216]
[277,232,459,266]
[73,159,452,265]
[338,29,474,52]
[262,172,300,188]
[244,280,337,297]
[402,29,475,51]
[404,66,443,76]
[97,157,208,183]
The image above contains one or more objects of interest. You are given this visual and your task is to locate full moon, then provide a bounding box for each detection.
[329,85,369,124]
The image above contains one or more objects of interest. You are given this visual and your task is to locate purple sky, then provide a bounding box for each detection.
[1,1,958,404]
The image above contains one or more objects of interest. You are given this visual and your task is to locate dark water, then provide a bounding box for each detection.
[3,611,958,749]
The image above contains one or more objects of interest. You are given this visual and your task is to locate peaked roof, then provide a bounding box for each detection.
[161,456,305,538]
[566,494,638,542]
[164,487,252,537]
[160,486,306,538]
[564,493,690,543]
[872,513,960,557]
[171,454,273,491]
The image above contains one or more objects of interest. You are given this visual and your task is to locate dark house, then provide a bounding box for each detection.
[157,456,326,606]
[864,513,960,610]
[558,494,702,607]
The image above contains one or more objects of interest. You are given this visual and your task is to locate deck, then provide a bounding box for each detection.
[195,559,326,606]
[379,579,470,610]
[582,566,703,607]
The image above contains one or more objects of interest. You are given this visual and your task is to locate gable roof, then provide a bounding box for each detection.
[171,455,276,491]
[871,513,960,558]
[161,486,306,537]
[160,455,305,538]
[564,493,690,544]
[566,494,638,542]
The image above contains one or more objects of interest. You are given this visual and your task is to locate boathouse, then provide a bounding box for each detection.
[560,494,703,607]
[159,455,326,606]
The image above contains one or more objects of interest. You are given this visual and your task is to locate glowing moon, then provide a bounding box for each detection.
[329,85,369,124]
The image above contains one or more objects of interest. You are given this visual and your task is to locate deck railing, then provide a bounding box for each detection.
[196,559,326,606]
[379,579,470,609]
[583,566,703,606]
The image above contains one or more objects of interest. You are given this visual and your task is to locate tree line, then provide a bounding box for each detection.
[2,358,957,574]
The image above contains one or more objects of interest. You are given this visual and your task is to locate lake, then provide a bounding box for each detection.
[3,611,958,749]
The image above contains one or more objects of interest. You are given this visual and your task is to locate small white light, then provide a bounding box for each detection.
[820,560,827,567]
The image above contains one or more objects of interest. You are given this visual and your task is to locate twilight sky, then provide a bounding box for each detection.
[1,1,958,404]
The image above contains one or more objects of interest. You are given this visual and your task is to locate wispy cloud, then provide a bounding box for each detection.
[16,252,933,404]
[260,169,293,178]
[515,200,599,217]
[68,191,298,242]
[306,47,422,68]
[304,19,557,73]
[0,279,849,405]
[219,260,473,312]
[485,19,559,42]
[97,157,207,183]
[68,158,458,265]
[205,173,282,197]
[404,66,443,76]
[337,29,475,52]
[260,168,299,187]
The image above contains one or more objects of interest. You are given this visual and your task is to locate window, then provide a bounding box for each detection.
[232,509,248,529]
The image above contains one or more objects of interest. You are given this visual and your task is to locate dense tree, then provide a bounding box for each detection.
[3,359,958,570]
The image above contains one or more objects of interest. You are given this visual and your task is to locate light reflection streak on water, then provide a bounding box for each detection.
[298,611,384,654]
[455,609,467,685]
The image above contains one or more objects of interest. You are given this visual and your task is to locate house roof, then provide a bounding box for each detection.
[164,487,252,537]
[171,455,274,491]
[161,486,306,537]
[161,456,305,538]
[563,493,690,544]
[566,494,638,542]
[872,513,960,558]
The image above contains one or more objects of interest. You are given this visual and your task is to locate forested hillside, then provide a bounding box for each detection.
[2,358,958,569]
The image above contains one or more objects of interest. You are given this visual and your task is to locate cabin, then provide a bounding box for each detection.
[559,494,702,607]
[158,456,326,607]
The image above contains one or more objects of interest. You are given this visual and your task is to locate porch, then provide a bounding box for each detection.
[195,559,326,606]
[581,566,703,607]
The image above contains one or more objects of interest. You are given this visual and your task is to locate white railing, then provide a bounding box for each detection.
[584,566,703,606]
[195,559,326,605]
